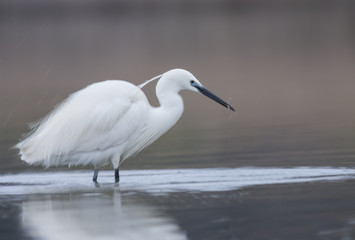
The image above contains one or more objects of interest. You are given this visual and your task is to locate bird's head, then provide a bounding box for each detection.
[159,69,235,112]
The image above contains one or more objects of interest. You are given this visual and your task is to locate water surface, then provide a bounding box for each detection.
[1,168,355,240]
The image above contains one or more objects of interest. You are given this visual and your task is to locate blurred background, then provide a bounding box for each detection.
[1,0,355,172]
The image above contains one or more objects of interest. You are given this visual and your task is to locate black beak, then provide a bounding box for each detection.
[192,82,235,112]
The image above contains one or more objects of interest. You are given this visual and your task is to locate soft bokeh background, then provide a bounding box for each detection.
[1,0,355,172]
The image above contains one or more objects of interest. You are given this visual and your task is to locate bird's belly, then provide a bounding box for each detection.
[65,145,124,167]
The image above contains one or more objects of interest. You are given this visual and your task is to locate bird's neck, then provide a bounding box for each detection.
[150,91,184,136]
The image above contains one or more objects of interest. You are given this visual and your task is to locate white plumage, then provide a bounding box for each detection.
[16,69,235,182]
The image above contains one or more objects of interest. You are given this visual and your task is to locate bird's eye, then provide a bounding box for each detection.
[190,80,195,84]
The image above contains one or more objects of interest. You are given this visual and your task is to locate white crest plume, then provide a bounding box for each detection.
[138,74,163,89]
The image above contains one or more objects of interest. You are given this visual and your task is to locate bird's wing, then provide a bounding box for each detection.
[17,80,149,165]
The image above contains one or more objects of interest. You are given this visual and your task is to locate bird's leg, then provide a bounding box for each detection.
[93,167,99,182]
[114,167,119,183]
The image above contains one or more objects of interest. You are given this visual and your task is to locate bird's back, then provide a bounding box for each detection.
[16,80,150,167]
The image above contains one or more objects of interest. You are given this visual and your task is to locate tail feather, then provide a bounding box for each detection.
[16,134,48,166]
[15,96,72,167]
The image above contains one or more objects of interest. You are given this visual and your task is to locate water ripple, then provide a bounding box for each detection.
[1,167,355,195]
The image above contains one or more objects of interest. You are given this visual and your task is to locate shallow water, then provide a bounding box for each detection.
[21,192,187,240]
[1,168,355,240]
[1,167,355,195]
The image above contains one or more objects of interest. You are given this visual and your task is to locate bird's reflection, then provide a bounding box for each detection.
[21,189,187,240]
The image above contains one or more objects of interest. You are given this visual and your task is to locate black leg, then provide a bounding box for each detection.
[114,167,119,183]
[93,167,99,182]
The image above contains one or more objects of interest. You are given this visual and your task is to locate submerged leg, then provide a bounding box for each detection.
[93,167,99,182]
[114,167,119,183]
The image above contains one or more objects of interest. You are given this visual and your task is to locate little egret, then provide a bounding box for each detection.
[16,69,235,183]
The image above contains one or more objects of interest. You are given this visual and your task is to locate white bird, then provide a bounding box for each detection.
[16,69,235,183]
